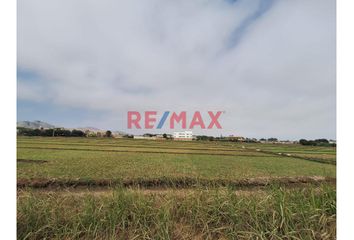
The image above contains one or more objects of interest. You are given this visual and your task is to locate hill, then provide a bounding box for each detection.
[17,120,57,129]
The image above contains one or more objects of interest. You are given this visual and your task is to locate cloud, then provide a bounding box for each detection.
[17,0,336,139]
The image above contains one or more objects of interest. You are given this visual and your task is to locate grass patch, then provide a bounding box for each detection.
[18,184,336,240]
[17,137,336,239]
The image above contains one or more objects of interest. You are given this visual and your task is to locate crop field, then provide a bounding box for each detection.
[17,137,336,239]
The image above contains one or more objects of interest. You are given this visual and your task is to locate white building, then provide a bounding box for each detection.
[133,135,157,140]
[173,131,193,140]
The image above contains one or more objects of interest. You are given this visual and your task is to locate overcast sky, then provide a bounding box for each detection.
[17,0,336,140]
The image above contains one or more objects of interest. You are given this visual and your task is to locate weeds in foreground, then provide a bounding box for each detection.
[17,184,336,240]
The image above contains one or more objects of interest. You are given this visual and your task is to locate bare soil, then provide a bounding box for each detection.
[17,176,336,190]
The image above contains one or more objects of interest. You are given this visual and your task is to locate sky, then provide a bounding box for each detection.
[17,0,336,140]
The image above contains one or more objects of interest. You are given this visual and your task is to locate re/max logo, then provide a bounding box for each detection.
[127,111,223,129]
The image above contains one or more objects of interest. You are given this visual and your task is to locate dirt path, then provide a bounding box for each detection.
[17,187,269,197]
[17,159,48,164]
[17,182,334,199]
[17,176,335,190]
[243,146,336,165]
[17,146,267,157]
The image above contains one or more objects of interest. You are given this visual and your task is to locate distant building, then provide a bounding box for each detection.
[111,132,123,138]
[173,131,193,141]
[133,135,157,140]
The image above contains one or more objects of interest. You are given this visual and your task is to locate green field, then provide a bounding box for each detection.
[17,137,336,239]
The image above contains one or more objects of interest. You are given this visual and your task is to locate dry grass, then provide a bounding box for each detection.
[18,185,336,240]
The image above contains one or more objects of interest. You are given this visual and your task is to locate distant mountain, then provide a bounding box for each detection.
[17,121,128,135]
[17,120,57,129]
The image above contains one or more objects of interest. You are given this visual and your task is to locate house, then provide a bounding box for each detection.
[173,131,193,141]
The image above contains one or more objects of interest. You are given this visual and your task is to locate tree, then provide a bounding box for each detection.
[43,129,54,136]
[314,138,329,143]
[17,127,41,136]
[196,135,209,141]
[33,129,41,136]
[55,129,71,137]
[71,129,85,137]
[267,138,278,142]
[163,133,167,139]
[106,130,112,137]
[143,133,154,137]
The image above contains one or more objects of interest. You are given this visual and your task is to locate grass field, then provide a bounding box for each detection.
[17,137,336,239]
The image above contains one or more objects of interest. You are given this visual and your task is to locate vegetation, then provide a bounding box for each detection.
[299,138,336,147]
[17,139,335,181]
[18,185,336,239]
[105,130,112,138]
[17,137,336,239]
[17,127,86,137]
[267,137,278,142]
